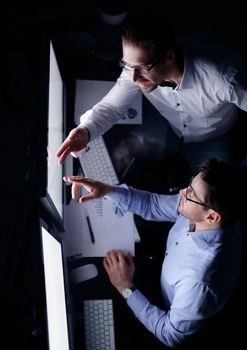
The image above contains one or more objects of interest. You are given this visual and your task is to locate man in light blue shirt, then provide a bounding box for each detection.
[64,158,243,348]
[57,14,247,173]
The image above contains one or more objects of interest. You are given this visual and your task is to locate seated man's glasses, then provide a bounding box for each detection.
[119,57,161,74]
[185,178,211,209]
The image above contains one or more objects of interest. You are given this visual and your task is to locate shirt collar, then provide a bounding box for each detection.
[159,81,177,89]
[178,49,194,90]
[158,48,194,91]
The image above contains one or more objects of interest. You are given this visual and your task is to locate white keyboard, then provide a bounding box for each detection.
[83,299,116,350]
[79,136,119,185]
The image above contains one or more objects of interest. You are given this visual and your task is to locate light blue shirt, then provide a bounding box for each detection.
[107,184,242,348]
[79,41,247,143]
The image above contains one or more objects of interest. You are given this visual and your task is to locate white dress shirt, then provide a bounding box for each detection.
[106,184,242,348]
[78,41,247,143]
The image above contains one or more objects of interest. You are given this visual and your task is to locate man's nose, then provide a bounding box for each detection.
[131,68,141,82]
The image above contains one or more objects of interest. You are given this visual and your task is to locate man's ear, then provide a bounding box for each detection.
[205,210,221,224]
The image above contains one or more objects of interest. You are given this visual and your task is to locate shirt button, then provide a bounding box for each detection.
[187,233,190,236]
[165,252,168,256]
[176,103,180,106]
[183,124,187,128]
[175,242,178,245]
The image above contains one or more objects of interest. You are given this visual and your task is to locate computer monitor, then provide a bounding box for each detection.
[40,219,74,350]
[47,41,64,219]
[39,39,65,232]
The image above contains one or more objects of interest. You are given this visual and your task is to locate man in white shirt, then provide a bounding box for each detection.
[57,13,247,173]
[63,158,243,348]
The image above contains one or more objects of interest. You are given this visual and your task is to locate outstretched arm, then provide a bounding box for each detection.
[63,176,113,203]
[57,71,140,165]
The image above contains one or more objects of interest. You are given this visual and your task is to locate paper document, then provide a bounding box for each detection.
[63,198,135,257]
[74,79,142,125]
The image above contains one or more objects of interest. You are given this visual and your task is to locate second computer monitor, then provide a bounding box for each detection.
[40,220,74,350]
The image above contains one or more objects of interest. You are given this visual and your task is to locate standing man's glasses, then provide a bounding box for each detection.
[119,57,161,74]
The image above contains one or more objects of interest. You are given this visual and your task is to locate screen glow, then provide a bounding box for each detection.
[47,42,63,218]
[41,226,69,350]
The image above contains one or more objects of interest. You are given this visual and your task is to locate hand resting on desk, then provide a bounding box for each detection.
[63,176,113,203]
[103,250,135,294]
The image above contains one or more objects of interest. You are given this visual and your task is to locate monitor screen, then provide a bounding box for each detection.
[47,41,64,219]
[40,222,72,350]
[39,39,65,232]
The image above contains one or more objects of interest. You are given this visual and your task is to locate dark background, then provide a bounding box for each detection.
[0,0,246,348]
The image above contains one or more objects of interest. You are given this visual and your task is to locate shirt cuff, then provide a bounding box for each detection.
[78,110,99,141]
[104,184,130,210]
[126,289,150,313]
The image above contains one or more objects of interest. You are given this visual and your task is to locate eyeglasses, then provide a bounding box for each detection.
[185,178,211,209]
[119,57,161,74]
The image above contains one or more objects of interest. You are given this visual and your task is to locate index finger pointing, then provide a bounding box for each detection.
[63,176,94,185]
[56,138,71,157]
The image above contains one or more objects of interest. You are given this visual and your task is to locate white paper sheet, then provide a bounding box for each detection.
[63,198,135,258]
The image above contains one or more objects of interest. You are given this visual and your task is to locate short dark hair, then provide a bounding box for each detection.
[198,158,238,228]
[121,13,175,60]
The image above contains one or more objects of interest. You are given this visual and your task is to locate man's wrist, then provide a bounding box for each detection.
[120,286,136,300]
